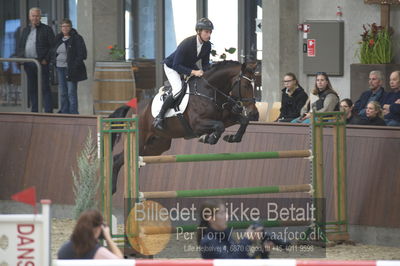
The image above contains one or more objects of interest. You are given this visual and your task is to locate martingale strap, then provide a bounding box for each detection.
[176,113,197,139]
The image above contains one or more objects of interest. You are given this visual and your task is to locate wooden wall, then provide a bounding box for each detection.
[0,113,399,228]
[0,113,97,204]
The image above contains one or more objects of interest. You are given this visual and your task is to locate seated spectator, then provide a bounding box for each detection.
[197,200,291,259]
[58,209,123,259]
[340,98,361,124]
[291,72,339,124]
[357,101,386,126]
[197,200,272,259]
[353,70,386,118]
[382,70,400,126]
[276,73,308,122]
[197,200,257,259]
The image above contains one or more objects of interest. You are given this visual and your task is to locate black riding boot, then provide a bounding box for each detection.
[153,95,175,130]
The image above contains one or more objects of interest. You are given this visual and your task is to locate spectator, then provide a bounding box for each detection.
[197,200,264,259]
[357,101,386,126]
[382,70,400,126]
[292,72,339,123]
[340,98,361,125]
[58,209,123,259]
[353,70,386,118]
[51,18,87,114]
[17,7,54,113]
[276,73,308,122]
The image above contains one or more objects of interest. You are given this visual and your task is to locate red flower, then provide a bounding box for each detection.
[107,45,113,49]
[369,39,375,47]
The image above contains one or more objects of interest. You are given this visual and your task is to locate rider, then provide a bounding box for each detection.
[152,18,214,130]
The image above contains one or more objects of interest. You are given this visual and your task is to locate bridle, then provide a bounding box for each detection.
[197,71,256,108]
[230,72,256,106]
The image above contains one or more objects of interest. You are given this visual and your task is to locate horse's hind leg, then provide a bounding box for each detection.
[112,152,124,194]
[195,120,225,145]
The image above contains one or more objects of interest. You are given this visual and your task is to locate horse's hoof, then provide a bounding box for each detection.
[207,133,219,145]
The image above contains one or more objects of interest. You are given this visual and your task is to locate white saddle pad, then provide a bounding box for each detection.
[151,86,190,118]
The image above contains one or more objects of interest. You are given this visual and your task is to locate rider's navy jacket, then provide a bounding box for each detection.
[164,35,211,76]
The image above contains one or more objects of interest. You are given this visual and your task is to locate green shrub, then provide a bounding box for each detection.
[72,129,100,219]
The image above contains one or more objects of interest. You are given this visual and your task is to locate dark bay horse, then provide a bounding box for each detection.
[109,60,259,193]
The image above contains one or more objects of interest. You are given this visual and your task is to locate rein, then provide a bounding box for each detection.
[197,73,256,108]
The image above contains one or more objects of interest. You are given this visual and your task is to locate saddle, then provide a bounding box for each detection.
[160,78,190,111]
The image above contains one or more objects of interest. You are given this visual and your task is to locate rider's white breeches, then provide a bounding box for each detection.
[164,64,182,98]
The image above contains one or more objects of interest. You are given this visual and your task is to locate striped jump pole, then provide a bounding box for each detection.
[141,184,312,199]
[141,150,311,164]
[52,260,399,266]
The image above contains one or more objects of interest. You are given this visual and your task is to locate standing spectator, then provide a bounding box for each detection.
[353,70,387,118]
[51,18,87,114]
[276,73,308,122]
[357,101,386,126]
[340,98,361,125]
[382,70,400,126]
[292,72,339,123]
[58,209,123,259]
[17,7,54,113]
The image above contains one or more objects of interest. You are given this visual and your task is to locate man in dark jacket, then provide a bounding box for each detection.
[382,71,400,126]
[353,70,386,119]
[153,18,213,130]
[17,7,55,113]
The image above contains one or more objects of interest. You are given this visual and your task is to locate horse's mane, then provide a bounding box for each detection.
[205,60,241,74]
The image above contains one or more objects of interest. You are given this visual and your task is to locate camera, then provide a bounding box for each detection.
[250,223,291,259]
[99,231,105,240]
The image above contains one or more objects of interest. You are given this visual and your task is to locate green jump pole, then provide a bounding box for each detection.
[142,150,311,164]
[142,184,312,199]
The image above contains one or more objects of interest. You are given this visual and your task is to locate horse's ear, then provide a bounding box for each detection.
[247,61,258,71]
[241,61,257,74]
[241,63,247,73]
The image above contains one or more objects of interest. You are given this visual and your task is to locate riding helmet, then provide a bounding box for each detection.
[195,18,214,31]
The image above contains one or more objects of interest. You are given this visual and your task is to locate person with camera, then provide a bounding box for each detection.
[58,209,123,259]
[196,200,290,259]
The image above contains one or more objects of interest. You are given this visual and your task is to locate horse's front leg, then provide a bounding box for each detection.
[223,115,249,143]
[196,120,225,145]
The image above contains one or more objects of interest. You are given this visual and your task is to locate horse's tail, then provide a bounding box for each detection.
[109,104,131,119]
[108,105,131,148]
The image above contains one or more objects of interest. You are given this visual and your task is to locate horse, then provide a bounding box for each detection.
[109,60,259,193]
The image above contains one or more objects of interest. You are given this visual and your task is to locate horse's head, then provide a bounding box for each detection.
[229,62,259,121]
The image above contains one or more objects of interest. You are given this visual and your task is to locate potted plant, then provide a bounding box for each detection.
[350,23,399,100]
[356,23,393,64]
[107,44,126,61]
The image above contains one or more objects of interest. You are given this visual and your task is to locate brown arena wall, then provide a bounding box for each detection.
[0,113,399,228]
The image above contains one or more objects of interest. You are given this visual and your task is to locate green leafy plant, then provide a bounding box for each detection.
[357,23,394,64]
[72,129,100,219]
[211,47,236,60]
[107,44,126,61]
